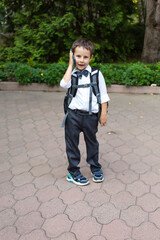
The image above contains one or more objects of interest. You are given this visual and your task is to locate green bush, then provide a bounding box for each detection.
[1,61,160,86]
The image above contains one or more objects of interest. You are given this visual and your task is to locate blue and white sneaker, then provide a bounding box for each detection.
[92,171,104,183]
[67,173,90,186]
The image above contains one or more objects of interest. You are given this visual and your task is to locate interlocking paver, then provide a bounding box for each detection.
[0,209,17,229]
[13,196,40,216]
[0,194,15,211]
[65,200,92,221]
[84,189,110,207]
[93,202,120,224]
[0,91,160,239]
[117,169,138,184]
[19,229,48,240]
[127,180,149,197]
[132,222,160,240]
[121,205,148,227]
[0,226,19,240]
[137,193,160,212]
[15,212,44,235]
[36,185,60,202]
[111,191,136,210]
[71,216,101,240]
[39,198,66,218]
[43,214,72,238]
[60,187,85,205]
[101,219,131,240]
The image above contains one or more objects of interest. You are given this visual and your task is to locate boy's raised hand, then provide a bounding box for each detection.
[69,50,74,67]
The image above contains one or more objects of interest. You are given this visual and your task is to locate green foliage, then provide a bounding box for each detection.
[0,0,141,63]
[1,62,160,87]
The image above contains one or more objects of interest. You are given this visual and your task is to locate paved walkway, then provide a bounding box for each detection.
[0,91,160,240]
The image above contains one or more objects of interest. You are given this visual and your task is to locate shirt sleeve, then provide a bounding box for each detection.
[98,71,110,103]
[60,78,71,89]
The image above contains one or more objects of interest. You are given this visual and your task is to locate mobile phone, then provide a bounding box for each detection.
[70,49,76,67]
[73,55,76,67]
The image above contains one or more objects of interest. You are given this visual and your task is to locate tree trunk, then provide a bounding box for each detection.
[142,0,160,63]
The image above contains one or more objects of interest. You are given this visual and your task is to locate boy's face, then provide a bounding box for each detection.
[74,46,93,71]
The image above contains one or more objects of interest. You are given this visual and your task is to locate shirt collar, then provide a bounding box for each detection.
[72,65,91,74]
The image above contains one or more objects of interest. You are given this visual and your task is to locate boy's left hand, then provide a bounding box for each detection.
[100,113,107,126]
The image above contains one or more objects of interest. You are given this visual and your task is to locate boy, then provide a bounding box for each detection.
[60,38,110,186]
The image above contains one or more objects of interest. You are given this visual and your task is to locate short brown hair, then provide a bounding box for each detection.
[72,38,94,56]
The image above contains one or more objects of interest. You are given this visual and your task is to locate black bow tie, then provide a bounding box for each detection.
[76,70,88,79]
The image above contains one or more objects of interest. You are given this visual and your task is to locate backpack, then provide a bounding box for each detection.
[62,68,101,127]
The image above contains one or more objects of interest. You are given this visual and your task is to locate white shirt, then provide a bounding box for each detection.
[60,65,110,113]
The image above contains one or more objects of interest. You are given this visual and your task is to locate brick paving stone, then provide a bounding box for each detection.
[0,181,14,195]
[39,198,66,218]
[84,189,110,207]
[65,200,92,221]
[0,194,15,211]
[13,196,40,216]
[102,151,121,164]
[102,178,125,195]
[101,219,131,240]
[152,163,160,175]
[132,222,160,240]
[149,208,160,229]
[0,161,11,172]
[29,155,48,167]
[102,168,116,182]
[129,127,144,136]
[15,212,44,235]
[110,160,129,173]
[71,216,101,240]
[11,163,31,175]
[111,191,136,210]
[43,214,72,238]
[137,193,160,212]
[25,140,42,151]
[9,146,26,157]
[60,187,85,205]
[122,152,140,165]
[30,164,51,177]
[0,170,13,183]
[11,172,34,187]
[107,138,124,148]
[115,145,132,156]
[151,183,160,198]
[9,153,29,165]
[52,232,77,240]
[12,183,37,200]
[117,169,138,184]
[93,202,120,224]
[19,229,48,240]
[90,236,106,240]
[130,161,150,174]
[127,180,149,197]
[0,209,17,229]
[0,226,19,240]
[27,147,45,158]
[121,205,148,227]
[36,185,60,202]
[142,154,160,167]
[134,146,151,157]
[136,133,152,142]
[55,178,75,191]
[140,171,160,186]
[33,174,56,189]
[52,164,68,178]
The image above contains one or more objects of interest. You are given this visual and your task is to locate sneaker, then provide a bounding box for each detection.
[67,173,90,186]
[92,171,104,183]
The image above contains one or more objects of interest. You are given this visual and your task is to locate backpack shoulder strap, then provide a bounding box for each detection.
[70,73,78,97]
[91,68,101,104]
